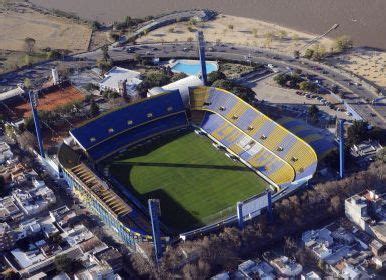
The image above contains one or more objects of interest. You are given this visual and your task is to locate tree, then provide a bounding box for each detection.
[273,73,287,87]
[304,48,314,59]
[91,20,102,31]
[292,34,300,43]
[278,30,287,39]
[24,37,36,54]
[284,236,297,257]
[109,32,120,42]
[23,55,32,66]
[23,78,32,89]
[49,233,64,245]
[0,176,6,196]
[89,99,100,117]
[346,120,368,146]
[263,32,274,48]
[101,44,110,61]
[377,147,386,163]
[189,18,198,26]
[17,131,37,151]
[228,24,234,30]
[170,72,188,83]
[97,58,112,72]
[207,71,226,85]
[211,79,234,91]
[312,44,326,61]
[308,104,319,124]
[252,28,258,38]
[299,81,316,92]
[334,35,353,52]
[293,50,300,59]
[46,49,61,60]
[54,255,80,274]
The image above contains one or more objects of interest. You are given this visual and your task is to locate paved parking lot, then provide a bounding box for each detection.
[250,75,353,121]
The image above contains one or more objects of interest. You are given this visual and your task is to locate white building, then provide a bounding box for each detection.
[61,224,94,247]
[210,272,230,280]
[0,142,14,164]
[301,271,321,280]
[11,248,46,269]
[147,75,203,107]
[270,256,303,277]
[12,185,56,216]
[345,190,386,243]
[0,86,25,103]
[99,66,142,96]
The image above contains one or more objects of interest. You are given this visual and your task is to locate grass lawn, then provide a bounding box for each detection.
[108,130,268,231]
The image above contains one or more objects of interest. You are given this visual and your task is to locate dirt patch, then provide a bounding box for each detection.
[89,30,110,51]
[13,86,85,118]
[137,14,334,55]
[0,6,91,52]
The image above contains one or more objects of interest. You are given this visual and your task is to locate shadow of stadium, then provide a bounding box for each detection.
[142,188,204,232]
[113,161,251,172]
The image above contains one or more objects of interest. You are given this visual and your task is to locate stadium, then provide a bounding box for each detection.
[57,82,322,248]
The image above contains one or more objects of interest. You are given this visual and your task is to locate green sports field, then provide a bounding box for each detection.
[108,130,268,231]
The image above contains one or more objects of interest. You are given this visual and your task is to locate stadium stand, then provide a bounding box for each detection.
[201,112,295,186]
[70,91,188,161]
[57,144,154,247]
[189,86,318,187]
[277,117,336,159]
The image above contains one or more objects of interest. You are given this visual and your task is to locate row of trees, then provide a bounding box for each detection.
[302,35,353,61]
[129,160,385,279]
[273,72,319,93]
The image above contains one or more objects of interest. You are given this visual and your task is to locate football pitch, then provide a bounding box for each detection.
[108,130,268,231]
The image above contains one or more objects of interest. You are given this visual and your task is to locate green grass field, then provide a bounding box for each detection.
[108,130,268,231]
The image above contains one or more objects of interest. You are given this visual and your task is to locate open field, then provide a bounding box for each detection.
[0,6,91,52]
[108,130,268,231]
[13,86,85,118]
[137,14,334,55]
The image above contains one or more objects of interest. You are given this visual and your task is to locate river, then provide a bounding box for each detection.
[30,0,386,49]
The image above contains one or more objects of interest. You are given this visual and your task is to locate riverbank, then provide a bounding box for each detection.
[137,14,334,56]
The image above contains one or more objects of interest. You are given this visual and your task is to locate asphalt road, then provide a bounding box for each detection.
[0,42,385,128]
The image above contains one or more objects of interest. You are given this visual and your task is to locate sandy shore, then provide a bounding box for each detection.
[137,14,334,55]
[326,48,386,91]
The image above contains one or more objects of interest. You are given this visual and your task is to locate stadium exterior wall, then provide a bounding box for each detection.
[59,163,153,250]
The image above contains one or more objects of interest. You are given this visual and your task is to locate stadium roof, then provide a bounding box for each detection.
[70,90,185,151]
[155,75,203,107]
[189,86,318,187]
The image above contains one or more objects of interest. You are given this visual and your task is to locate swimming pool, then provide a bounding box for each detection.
[170,59,218,76]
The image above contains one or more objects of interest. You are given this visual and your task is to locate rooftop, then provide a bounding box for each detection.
[271,256,303,276]
[0,86,24,103]
[99,66,141,91]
